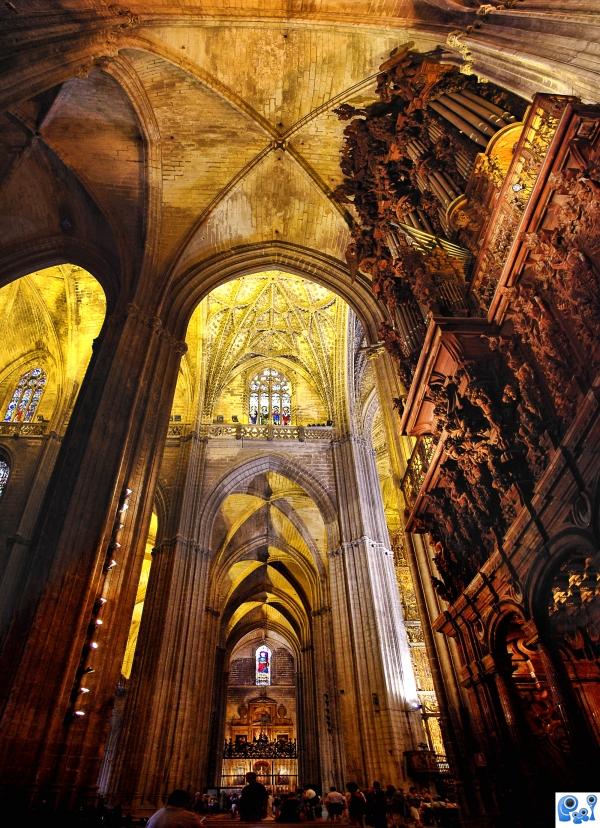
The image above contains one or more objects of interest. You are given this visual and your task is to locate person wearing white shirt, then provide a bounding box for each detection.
[147,789,207,828]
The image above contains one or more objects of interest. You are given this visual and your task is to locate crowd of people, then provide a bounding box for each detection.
[221,774,459,828]
[37,776,459,828]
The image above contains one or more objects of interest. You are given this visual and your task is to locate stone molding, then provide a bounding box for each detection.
[124,302,187,354]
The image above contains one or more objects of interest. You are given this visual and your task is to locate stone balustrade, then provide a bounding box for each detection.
[0,421,48,437]
[167,423,334,442]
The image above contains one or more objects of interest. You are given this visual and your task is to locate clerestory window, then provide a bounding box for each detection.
[248,368,291,426]
[3,367,47,423]
[255,645,272,686]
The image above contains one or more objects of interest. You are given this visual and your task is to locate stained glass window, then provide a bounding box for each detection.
[248,368,291,425]
[0,455,9,498]
[3,367,47,423]
[255,645,272,686]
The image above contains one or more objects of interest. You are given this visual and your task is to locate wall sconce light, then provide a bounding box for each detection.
[74,710,86,717]
[511,181,524,192]
[90,642,99,650]
[79,687,90,694]
[95,619,103,626]
[105,559,118,571]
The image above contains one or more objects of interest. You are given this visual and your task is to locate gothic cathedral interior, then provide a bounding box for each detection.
[0,3,599,827]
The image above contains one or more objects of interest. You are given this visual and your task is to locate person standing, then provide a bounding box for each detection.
[406,788,422,827]
[239,772,269,822]
[147,790,206,827]
[324,787,346,823]
[389,787,408,827]
[276,791,301,822]
[365,782,387,828]
[346,782,367,828]
[230,793,240,819]
[302,785,319,820]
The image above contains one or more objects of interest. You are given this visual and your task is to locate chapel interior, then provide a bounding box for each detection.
[0,3,599,827]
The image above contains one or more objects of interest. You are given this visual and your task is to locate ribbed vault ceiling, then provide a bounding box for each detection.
[201,271,341,418]
[212,469,326,646]
[3,2,598,302]
[0,9,442,285]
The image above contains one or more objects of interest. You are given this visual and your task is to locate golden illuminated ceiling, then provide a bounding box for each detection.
[0,265,105,428]
[3,2,598,310]
[200,271,345,418]
[211,469,326,646]
[171,270,348,653]
[6,0,595,660]
[0,13,441,281]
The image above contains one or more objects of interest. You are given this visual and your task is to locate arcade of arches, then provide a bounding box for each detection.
[0,5,599,828]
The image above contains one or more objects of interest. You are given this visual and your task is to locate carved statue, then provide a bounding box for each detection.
[510,280,578,425]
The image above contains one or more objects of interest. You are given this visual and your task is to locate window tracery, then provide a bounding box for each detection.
[3,367,47,423]
[255,645,272,686]
[0,454,9,498]
[249,368,291,426]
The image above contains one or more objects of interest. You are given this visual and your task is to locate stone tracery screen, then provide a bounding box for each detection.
[249,368,291,426]
[3,367,46,423]
[255,645,272,686]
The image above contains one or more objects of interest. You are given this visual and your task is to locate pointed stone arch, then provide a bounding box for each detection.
[0,236,119,307]
[198,451,339,555]
[162,241,389,346]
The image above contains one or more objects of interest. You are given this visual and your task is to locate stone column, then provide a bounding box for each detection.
[329,433,422,785]
[310,605,346,790]
[371,352,493,822]
[297,643,319,785]
[408,535,489,815]
[105,430,219,810]
[0,300,186,807]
